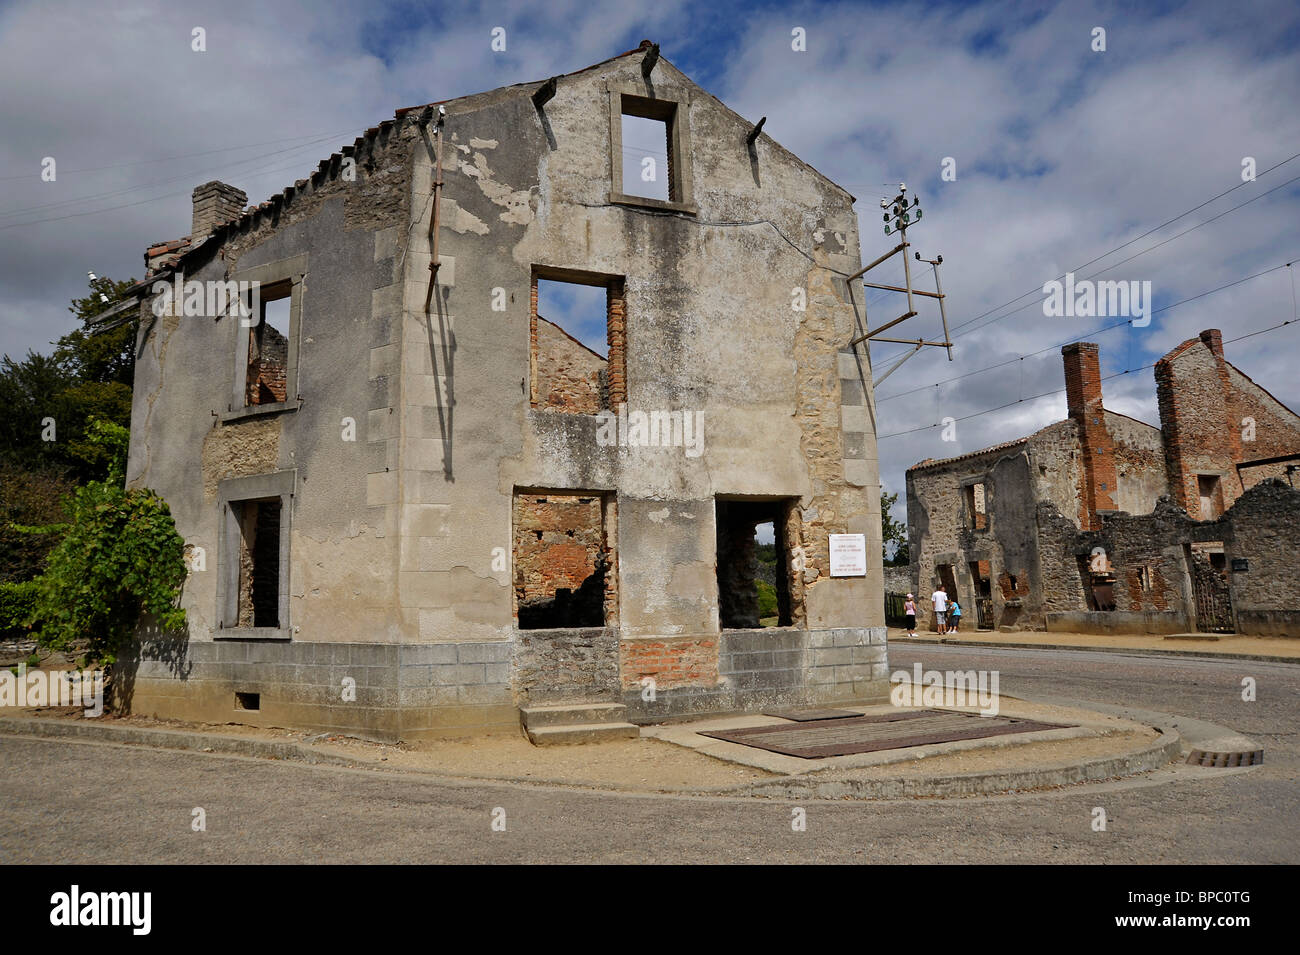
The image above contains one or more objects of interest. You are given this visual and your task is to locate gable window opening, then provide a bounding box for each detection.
[611,90,692,213]
[530,270,626,414]
[620,110,671,202]
[246,284,291,407]
[1138,565,1154,591]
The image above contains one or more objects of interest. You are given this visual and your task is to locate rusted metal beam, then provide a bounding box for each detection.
[423,118,445,313]
[849,310,918,346]
[863,281,943,299]
[532,76,558,109]
[869,336,953,346]
[845,242,906,282]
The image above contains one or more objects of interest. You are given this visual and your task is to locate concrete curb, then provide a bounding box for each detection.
[0,718,364,769]
[723,728,1184,800]
[0,702,1243,801]
[888,636,1300,665]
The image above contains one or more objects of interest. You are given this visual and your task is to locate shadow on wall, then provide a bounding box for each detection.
[115,617,193,714]
[425,284,455,482]
[517,556,607,629]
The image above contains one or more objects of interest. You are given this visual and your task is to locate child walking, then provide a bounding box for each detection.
[948,599,962,634]
[903,593,917,638]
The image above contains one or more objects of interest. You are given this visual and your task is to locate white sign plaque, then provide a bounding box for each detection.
[829,533,867,577]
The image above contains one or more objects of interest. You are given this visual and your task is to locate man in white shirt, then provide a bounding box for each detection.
[931,586,948,633]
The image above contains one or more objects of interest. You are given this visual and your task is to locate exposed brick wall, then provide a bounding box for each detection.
[512,492,610,627]
[606,282,627,408]
[529,275,627,414]
[531,316,606,414]
[1156,330,1244,516]
[1040,480,1300,634]
[1063,343,1118,529]
[620,636,718,690]
[192,180,248,241]
[1226,363,1300,488]
[246,324,288,405]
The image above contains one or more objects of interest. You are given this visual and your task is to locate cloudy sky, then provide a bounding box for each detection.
[2,0,1298,529]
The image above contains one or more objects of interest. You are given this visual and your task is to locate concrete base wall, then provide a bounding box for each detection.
[123,626,891,740]
[623,626,890,722]
[122,639,517,742]
[1235,611,1300,637]
[1046,610,1190,635]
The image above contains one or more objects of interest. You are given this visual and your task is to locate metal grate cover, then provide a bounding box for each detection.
[1186,749,1263,767]
[761,707,861,722]
[700,709,1071,759]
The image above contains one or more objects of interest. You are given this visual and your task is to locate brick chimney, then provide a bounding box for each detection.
[191,181,247,241]
[1062,342,1118,530]
[1199,328,1224,360]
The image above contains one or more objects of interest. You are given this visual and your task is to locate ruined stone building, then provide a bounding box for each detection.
[906,332,1300,636]
[120,43,890,740]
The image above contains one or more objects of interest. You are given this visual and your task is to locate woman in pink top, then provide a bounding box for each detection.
[903,594,917,637]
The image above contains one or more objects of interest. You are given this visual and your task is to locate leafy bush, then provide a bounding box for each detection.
[30,420,187,666]
[0,579,40,641]
[756,579,778,619]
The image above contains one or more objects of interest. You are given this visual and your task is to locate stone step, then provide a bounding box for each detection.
[526,722,641,746]
[519,702,629,729]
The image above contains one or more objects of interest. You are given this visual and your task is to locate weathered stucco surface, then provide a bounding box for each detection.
[123,48,888,739]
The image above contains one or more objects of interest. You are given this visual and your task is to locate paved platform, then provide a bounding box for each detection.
[642,698,1116,776]
[700,709,1070,759]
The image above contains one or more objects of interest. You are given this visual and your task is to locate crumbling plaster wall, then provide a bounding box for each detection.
[1105,411,1167,515]
[127,122,417,647]
[399,55,883,685]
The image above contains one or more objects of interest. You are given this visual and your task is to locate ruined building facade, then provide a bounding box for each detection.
[122,44,889,739]
[906,334,1300,635]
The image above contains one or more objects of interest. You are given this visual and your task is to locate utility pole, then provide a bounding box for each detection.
[846,182,952,387]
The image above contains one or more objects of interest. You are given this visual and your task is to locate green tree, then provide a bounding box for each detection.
[0,274,136,482]
[1,275,138,582]
[0,461,76,583]
[881,489,909,565]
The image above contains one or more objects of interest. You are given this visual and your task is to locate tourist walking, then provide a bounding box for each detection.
[931,585,948,634]
[903,593,917,638]
[948,598,962,634]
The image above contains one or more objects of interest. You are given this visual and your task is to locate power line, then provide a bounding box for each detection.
[874,259,1297,404]
[0,129,365,182]
[950,150,1300,333]
[943,171,1300,346]
[877,313,1298,440]
[0,150,353,232]
[869,149,1300,366]
[0,130,357,220]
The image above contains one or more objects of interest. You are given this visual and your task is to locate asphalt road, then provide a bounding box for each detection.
[1,644,1296,864]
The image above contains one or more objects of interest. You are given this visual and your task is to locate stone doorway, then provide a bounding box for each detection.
[1187,545,1234,633]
